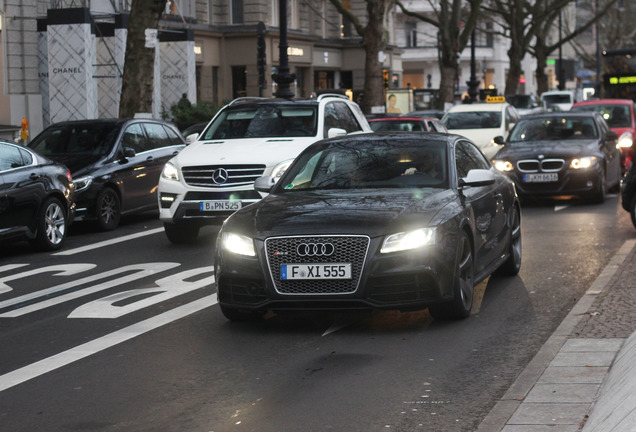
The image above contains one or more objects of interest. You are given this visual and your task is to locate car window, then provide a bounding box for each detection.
[122,123,149,153]
[280,139,448,191]
[0,143,29,171]
[163,125,184,145]
[571,104,632,128]
[29,123,118,157]
[509,117,598,142]
[455,140,490,178]
[431,120,447,133]
[143,122,171,150]
[204,105,318,139]
[443,111,501,129]
[370,120,424,132]
[333,102,362,133]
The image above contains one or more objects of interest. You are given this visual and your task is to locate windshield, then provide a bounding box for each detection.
[201,104,318,139]
[369,120,426,132]
[29,123,119,157]
[506,95,534,109]
[278,139,448,191]
[542,94,572,105]
[443,111,501,129]
[509,117,598,142]
[571,104,632,128]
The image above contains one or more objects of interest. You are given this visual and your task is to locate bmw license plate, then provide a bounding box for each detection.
[280,263,352,280]
[199,201,242,211]
[523,173,558,183]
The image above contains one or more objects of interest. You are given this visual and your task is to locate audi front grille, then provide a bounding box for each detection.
[265,235,370,295]
[182,165,266,188]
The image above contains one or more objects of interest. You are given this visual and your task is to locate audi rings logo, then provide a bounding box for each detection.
[297,243,335,257]
[212,168,229,185]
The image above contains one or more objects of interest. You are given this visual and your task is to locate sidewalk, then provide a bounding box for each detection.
[478,238,636,432]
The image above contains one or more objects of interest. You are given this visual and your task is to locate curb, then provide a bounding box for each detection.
[477,239,636,431]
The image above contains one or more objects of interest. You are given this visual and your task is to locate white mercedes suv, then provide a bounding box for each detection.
[158,94,371,243]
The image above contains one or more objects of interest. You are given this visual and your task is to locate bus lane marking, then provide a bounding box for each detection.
[52,227,164,256]
[0,294,217,393]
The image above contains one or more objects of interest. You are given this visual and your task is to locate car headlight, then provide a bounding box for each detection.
[271,159,294,181]
[221,232,256,256]
[381,228,436,254]
[570,156,597,169]
[493,160,514,172]
[618,132,633,149]
[161,162,180,181]
[73,175,93,192]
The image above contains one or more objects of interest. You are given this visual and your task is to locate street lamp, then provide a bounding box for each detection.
[272,0,296,99]
[466,30,480,103]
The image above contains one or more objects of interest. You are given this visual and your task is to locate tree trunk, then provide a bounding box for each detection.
[119,0,167,118]
[362,0,388,114]
[534,39,550,96]
[504,45,524,95]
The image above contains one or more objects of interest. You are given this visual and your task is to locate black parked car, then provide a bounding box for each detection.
[621,150,636,228]
[0,139,75,251]
[28,119,185,230]
[492,112,622,203]
[215,132,521,321]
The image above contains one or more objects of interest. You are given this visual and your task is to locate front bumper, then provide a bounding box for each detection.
[505,168,600,197]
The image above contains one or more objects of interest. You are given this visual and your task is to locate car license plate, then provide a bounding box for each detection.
[280,263,352,280]
[523,173,558,183]
[199,201,242,211]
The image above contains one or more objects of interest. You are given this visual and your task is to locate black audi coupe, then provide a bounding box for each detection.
[214,132,522,321]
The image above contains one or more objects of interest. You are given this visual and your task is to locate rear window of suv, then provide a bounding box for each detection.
[202,104,318,140]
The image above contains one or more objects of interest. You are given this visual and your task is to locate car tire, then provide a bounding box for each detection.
[630,196,636,229]
[96,188,121,231]
[494,204,522,276]
[220,304,264,322]
[164,222,200,244]
[31,197,67,251]
[428,231,474,320]
[589,169,606,204]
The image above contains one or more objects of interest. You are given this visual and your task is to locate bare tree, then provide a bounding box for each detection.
[396,0,482,109]
[329,0,396,113]
[119,0,167,118]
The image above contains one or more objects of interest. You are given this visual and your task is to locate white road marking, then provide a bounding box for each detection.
[555,205,570,212]
[0,264,96,295]
[53,227,164,256]
[0,294,217,393]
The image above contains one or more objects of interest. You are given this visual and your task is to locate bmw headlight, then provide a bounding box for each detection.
[221,232,256,257]
[73,175,93,192]
[161,162,180,181]
[493,160,514,172]
[271,159,294,182]
[381,228,436,254]
[570,156,596,169]
[618,132,633,149]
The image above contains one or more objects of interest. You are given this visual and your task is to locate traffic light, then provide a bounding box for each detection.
[256,22,266,90]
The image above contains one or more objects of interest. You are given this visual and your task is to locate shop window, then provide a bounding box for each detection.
[231,0,243,25]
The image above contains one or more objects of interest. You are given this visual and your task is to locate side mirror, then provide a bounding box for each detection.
[254,175,276,193]
[459,169,496,188]
[606,130,619,141]
[327,127,347,138]
[493,136,505,145]
[185,133,199,144]
[120,147,136,160]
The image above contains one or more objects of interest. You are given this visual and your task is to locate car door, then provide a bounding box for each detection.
[0,143,44,234]
[113,122,155,212]
[597,117,622,185]
[139,122,184,207]
[455,140,508,274]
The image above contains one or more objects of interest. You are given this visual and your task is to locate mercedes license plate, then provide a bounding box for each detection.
[523,173,558,183]
[199,201,242,211]
[280,263,352,280]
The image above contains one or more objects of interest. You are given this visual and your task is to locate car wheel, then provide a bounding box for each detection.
[220,304,264,322]
[589,168,606,204]
[32,197,67,251]
[494,204,522,276]
[164,222,200,244]
[96,188,121,231]
[630,196,636,229]
[428,231,474,320]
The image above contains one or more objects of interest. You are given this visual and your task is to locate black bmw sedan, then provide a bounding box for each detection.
[492,112,622,203]
[0,139,75,251]
[214,132,522,321]
[28,119,185,230]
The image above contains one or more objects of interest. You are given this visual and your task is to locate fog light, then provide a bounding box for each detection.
[160,193,177,209]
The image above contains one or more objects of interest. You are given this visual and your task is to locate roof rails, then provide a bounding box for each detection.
[228,97,270,105]
[316,93,350,102]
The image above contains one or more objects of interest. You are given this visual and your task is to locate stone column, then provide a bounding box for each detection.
[95,14,127,118]
[158,29,196,117]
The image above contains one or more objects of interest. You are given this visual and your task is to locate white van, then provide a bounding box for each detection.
[540,90,575,112]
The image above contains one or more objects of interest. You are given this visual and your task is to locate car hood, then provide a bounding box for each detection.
[226,188,458,238]
[175,137,318,169]
[43,153,104,176]
[495,140,598,160]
